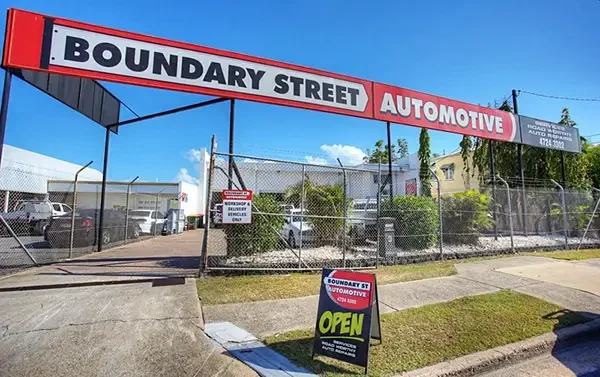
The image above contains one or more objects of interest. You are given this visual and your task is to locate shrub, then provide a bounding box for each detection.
[305,184,350,245]
[382,195,438,250]
[223,194,284,256]
[442,190,493,245]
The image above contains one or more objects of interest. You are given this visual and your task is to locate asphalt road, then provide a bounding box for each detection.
[480,339,600,377]
[0,234,155,275]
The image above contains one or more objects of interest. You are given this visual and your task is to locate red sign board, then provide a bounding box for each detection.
[2,8,526,144]
[221,190,253,201]
[2,9,373,120]
[373,83,520,143]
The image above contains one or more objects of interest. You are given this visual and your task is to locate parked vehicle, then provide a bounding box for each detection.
[280,209,314,248]
[349,198,378,243]
[128,210,165,235]
[278,204,295,214]
[45,209,141,248]
[2,200,72,235]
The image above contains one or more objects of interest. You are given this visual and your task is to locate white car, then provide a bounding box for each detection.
[128,210,165,234]
[349,198,378,241]
[3,200,72,235]
[280,209,314,248]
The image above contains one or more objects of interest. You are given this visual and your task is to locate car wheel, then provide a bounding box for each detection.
[133,227,140,239]
[288,231,297,248]
[102,229,111,245]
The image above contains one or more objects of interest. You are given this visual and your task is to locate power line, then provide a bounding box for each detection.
[519,90,600,102]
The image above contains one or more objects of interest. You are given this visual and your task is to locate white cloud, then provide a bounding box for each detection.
[185,149,203,163]
[320,144,366,166]
[242,158,257,163]
[305,156,327,165]
[174,168,199,185]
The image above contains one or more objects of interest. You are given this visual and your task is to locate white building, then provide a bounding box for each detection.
[0,144,206,219]
[192,148,422,202]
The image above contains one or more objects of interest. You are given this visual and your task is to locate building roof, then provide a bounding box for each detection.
[0,144,103,194]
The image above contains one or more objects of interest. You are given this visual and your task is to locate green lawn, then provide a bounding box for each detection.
[264,291,589,376]
[525,249,600,261]
[197,262,457,305]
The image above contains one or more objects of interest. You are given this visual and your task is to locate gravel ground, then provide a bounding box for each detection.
[223,234,600,266]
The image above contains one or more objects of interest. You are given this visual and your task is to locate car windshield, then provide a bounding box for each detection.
[129,210,151,217]
[292,215,303,223]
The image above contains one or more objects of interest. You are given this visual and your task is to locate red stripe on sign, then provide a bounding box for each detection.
[373,83,518,142]
[2,9,45,70]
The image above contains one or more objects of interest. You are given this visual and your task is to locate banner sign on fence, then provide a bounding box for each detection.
[313,268,381,373]
[518,115,581,153]
[221,190,252,224]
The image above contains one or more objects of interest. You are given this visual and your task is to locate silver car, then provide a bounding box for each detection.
[280,209,314,248]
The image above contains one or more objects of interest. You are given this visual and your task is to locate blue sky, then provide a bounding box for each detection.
[1,0,599,183]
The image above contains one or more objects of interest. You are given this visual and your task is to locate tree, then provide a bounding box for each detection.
[585,143,600,189]
[397,138,409,159]
[418,129,432,196]
[363,138,409,163]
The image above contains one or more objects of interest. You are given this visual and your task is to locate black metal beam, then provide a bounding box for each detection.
[107,97,229,128]
[489,140,498,240]
[0,70,13,169]
[386,122,393,198]
[97,126,112,252]
[228,99,235,190]
[513,89,527,236]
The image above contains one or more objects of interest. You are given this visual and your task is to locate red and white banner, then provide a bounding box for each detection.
[2,9,373,119]
[2,8,525,144]
[373,83,520,142]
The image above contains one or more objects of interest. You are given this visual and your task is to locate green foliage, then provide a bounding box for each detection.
[550,190,594,237]
[382,195,438,249]
[584,144,600,188]
[364,138,409,163]
[418,129,432,196]
[442,190,493,245]
[306,184,349,245]
[284,178,349,245]
[223,194,284,256]
[459,136,473,189]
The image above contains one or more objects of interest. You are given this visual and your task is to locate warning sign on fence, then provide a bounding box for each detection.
[221,190,253,224]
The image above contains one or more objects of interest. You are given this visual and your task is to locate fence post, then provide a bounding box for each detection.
[550,179,569,250]
[496,175,514,253]
[337,158,347,269]
[376,156,382,269]
[200,136,217,274]
[154,188,165,236]
[429,168,443,259]
[124,176,139,244]
[298,164,306,268]
[578,185,600,250]
[0,214,38,265]
[69,160,93,259]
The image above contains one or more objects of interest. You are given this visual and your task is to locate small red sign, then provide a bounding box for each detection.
[222,190,253,201]
[323,269,375,311]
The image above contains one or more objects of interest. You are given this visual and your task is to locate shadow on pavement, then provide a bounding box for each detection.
[544,309,600,376]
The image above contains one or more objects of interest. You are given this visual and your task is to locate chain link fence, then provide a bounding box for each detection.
[200,150,600,272]
[202,153,379,271]
[0,164,178,276]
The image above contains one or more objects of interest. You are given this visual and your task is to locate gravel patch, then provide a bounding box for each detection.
[222,235,600,266]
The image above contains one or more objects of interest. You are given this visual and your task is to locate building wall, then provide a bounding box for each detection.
[432,152,478,196]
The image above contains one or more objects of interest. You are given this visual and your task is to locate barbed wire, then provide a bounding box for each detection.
[519,90,600,102]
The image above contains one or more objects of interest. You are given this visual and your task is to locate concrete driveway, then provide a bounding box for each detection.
[0,279,256,377]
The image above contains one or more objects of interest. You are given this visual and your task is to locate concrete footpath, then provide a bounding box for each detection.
[0,231,258,377]
[203,256,600,338]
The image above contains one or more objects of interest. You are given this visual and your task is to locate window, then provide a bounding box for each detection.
[374,174,391,184]
[52,203,62,211]
[156,211,164,219]
[62,204,72,212]
[442,165,454,180]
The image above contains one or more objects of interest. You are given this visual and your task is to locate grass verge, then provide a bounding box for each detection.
[264,291,589,376]
[525,249,600,261]
[197,262,456,305]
